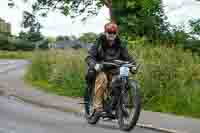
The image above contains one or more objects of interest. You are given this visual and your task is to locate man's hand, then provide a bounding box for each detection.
[94,63,103,72]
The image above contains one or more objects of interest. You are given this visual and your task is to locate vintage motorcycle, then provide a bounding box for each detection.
[84,60,141,131]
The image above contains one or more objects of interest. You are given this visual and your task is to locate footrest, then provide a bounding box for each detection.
[101,112,116,119]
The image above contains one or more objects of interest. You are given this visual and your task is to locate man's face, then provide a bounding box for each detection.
[105,31,117,42]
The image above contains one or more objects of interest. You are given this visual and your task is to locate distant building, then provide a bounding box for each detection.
[0,17,11,34]
[52,40,91,50]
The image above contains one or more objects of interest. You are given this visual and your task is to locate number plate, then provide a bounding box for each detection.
[120,66,129,77]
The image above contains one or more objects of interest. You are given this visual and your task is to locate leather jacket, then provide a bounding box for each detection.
[85,34,136,70]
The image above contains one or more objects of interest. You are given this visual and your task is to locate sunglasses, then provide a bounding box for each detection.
[107,31,117,34]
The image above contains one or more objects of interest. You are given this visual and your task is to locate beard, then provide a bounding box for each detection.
[106,34,116,41]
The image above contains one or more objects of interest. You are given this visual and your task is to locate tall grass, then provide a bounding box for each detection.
[25,49,87,97]
[129,44,200,117]
[25,46,200,118]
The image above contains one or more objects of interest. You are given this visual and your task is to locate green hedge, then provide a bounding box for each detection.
[0,34,49,51]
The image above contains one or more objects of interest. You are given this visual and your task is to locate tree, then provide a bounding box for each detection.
[56,36,65,41]
[18,29,44,45]
[18,31,28,40]
[64,36,70,40]
[9,0,170,42]
[47,36,56,43]
[125,0,170,40]
[171,25,190,44]
[189,19,200,37]
[70,35,77,40]
[22,11,42,33]
[79,32,97,43]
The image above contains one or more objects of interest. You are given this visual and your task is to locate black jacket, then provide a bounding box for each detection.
[85,34,136,69]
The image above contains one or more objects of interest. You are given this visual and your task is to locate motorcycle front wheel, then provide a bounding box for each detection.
[118,80,141,131]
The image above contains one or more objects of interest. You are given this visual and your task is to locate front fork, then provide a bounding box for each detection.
[117,77,129,117]
[121,76,129,95]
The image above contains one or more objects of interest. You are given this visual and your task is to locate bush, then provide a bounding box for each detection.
[13,39,35,51]
[0,33,50,51]
[0,34,10,50]
[0,34,36,51]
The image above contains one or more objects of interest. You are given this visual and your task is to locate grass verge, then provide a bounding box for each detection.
[0,50,33,59]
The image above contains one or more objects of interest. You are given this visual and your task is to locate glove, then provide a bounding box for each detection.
[130,66,137,74]
[131,66,137,71]
[94,63,103,72]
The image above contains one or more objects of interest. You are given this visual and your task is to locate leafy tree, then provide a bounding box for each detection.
[171,25,190,45]
[78,32,97,43]
[47,36,56,43]
[17,30,45,50]
[125,0,170,41]
[64,36,70,40]
[19,30,43,42]
[56,36,65,41]
[9,0,170,43]
[70,35,77,40]
[18,31,28,40]
[189,19,200,37]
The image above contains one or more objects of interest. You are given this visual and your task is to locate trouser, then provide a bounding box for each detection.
[93,72,113,110]
[85,69,121,111]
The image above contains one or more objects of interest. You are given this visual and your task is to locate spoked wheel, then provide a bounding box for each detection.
[84,87,100,125]
[118,80,141,131]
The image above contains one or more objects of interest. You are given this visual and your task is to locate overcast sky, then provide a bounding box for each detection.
[0,0,200,37]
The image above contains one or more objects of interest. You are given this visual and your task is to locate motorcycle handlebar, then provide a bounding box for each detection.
[101,60,140,74]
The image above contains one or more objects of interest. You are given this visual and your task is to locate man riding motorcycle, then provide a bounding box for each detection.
[85,22,137,121]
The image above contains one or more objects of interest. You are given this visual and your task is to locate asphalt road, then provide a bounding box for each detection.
[0,95,161,133]
[0,60,161,133]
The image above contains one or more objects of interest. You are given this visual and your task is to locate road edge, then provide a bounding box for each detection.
[5,92,187,133]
